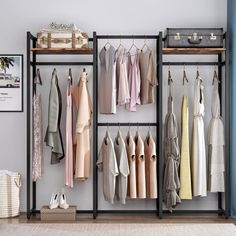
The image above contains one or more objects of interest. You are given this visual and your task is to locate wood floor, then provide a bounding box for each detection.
[1,213,236,224]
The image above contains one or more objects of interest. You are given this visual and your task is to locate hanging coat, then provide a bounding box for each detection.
[135,131,146,198]
[208,81,225,192]
[32,93,43,181]
[191,76,207,197]
[65,84,74,188]
[145,132,157,199]
[44,69,64,164]
[125,131,137,198]
[116,48,130,105]
[163,83,181,211]
[72,71,93,181]
[97,130,119,204]
[139,49,157,104]
[99,46,117,114]
[179,96,192,199]
[114,130,130,204]
[126,50,141,112]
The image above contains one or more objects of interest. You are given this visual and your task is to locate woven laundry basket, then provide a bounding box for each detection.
[0,170,21,218]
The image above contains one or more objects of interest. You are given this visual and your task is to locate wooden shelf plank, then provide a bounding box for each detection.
[163,48,226,54]
[31,48,93,55]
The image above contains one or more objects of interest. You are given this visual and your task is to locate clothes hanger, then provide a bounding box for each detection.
[141,37,150,52]
[168,65,173,101]
[182,64,188,85]
[104,37,112,50]
[196,65,203,83]
[146,124,151,145]
[128,37,139,53]
[105,123,109,142]
[212,66,220,85]
[34,68,42,85]
[67,68,73,95]
[117,36,125,51]
[168,67,173,86]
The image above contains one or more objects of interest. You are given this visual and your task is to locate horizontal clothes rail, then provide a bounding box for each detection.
[97,123,158,127]
[30,62,94,66]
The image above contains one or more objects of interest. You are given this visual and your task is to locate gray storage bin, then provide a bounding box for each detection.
[165,28,223,48]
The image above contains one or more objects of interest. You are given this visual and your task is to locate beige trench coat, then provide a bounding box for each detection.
[72,71,92,181]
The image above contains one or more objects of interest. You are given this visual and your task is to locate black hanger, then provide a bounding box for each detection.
[67,68,73,95]
[196,65,203,84]
[34,68,42,85]
[182,65,188,85]
[168,67,173,85]
[104,37,112,50]
[212,67,220,85]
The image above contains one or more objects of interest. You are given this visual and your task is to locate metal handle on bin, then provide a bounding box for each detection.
[188,33,202,44]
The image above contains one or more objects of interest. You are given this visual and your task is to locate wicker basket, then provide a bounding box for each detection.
[0,171,21,218]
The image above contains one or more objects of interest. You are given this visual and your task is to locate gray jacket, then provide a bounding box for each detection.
[44,69,64,164]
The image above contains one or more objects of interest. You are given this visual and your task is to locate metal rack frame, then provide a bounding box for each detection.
[157,31,229,218]
[26,31,229,220]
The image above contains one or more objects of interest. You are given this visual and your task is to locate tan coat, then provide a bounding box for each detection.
[135,132,146,198]
[71,72,92,181]
[145,133,157,199]
[125,131,137,198]
[139,49,157,104]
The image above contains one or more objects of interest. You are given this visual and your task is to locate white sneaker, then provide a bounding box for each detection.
[59,192,69,209]
[49,192,59,209]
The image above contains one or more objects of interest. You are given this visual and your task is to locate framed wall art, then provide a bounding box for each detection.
[0,55,23,112]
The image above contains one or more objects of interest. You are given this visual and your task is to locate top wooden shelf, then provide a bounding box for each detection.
[31,48,94,55]
[163,48,226,55]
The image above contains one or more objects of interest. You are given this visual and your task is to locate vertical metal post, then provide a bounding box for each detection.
[32,38,37,212]
[92,31,98,219]
[225,32,230,218]
[26,32,31,219]
[155,35,159,217]
[157,32,163,219]
[218,52,223,214]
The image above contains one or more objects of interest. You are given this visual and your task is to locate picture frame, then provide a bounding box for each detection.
[0,54,23,112]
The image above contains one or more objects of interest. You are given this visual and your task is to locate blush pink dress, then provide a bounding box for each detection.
[126,50,141,112]
[65,85,74,188]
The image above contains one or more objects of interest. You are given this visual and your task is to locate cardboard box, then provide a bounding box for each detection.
[40,206,76,221]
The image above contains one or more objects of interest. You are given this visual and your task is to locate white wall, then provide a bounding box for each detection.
[0,0,227,212]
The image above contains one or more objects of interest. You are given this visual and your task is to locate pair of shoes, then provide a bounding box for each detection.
[49,192,69,210]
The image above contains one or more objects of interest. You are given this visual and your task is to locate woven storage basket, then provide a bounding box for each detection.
[0,171,21,218]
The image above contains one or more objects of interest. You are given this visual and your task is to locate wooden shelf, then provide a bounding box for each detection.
[31,48,93,55]
[163,48,226,55]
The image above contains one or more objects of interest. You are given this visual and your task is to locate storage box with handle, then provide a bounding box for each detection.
[37,22,89,49]
[0,170,21,218]
[165,28,224,48]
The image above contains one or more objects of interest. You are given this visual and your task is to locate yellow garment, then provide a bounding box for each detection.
[179,96,192,199]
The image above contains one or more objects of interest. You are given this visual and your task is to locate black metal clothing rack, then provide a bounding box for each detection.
[26,31,229,220]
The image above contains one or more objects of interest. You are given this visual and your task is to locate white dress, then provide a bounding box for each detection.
[208,81,225,192]
[191,76,207,197]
